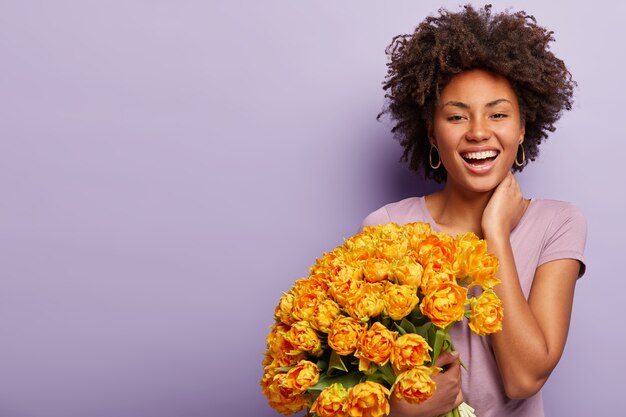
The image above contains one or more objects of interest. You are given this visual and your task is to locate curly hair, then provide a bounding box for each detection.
[380,4,576,183]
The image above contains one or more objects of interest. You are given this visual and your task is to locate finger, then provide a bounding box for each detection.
[434,351,459,366]
[454,389,464,408]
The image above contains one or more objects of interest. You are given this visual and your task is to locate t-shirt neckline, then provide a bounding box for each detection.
[415,195,535,236]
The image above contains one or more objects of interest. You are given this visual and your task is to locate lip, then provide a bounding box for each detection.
[459,147,500,175]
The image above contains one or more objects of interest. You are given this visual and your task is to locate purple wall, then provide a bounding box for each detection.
[0,1,622,416]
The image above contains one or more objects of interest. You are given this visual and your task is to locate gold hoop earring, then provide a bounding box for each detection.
[514,144,525,167]
[429,145,441,169]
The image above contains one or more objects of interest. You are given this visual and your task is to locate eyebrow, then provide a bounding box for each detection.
[442,98,513,109]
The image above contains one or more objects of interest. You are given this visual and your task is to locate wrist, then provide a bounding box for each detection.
[481,224,508,242]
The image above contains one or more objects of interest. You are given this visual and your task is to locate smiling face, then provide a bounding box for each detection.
[429,69,525,194]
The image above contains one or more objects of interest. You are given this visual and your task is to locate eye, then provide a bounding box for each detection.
[491,113,508,119]
[446,115,466,122]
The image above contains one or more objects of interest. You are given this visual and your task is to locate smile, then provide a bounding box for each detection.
[460,149,500,173]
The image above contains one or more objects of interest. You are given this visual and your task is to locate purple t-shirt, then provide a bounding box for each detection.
[361,197,587,417]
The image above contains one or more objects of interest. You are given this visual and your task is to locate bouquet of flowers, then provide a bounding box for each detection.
[261,222,503,417]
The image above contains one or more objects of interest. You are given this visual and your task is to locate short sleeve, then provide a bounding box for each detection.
[360,206,391,231]
[539,203,588,278]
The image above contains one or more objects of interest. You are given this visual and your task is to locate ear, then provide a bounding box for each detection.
[519,125,525,144]
[427,122,436,147]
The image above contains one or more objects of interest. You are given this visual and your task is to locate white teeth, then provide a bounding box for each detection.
[462,150,498,160]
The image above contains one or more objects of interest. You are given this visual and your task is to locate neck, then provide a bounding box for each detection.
[425,183,493,237]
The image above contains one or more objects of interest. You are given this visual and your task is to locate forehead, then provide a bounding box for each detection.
[439,69,518,105]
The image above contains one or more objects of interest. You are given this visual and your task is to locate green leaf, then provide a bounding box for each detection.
[328,350,348,373]
[398,318,417,334]
[316,358,328,372]
[430,328,446,365]
[378,363,397,385]
[414,322,431,338]
[394,322,407,335]
[307,372,362,392]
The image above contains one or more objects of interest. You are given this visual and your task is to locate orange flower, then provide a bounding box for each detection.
[355,322,397,371]
[284,360,320,393]
[415,234,456,266]
[420,260,455,292]
[377,239,410,261]
[266,323,296,359]
[292,276,328,298]
[330,278,363,308]
[292,291,326,323]
[391,256,423,287]
[392,366,437,404]
[403,222,432,238]
[363,258,391,283]
[468,289,503,336]
[390,333,432,373]
[454,232,500,289]
[331,263,365,284]
[376,223,403,240]
[286,321,323,356]
[420,282,467,328]
[328,316,367,356]
[347,381,390,417]
[311,383,349,417]
[343,282,385,322]
[311,299,342,333]
[382,283,419,320]
[274,292,296,325]
[262,372,310,415]
[344,230,376,253]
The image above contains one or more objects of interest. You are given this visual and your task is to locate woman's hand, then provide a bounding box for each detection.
[481,171,527,238]
[389,352,463,417]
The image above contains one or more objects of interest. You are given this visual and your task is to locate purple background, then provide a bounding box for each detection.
[0,1,622,416]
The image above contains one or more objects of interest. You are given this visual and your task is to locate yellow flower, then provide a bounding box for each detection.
[330,278,363,308]
[274,292,296,325]
[403,222,432,238]
[454,232,500,289]
[344,231,376,253]
[284,360,320,393]
[286,321,323,357]
[266,323,295,359]
[347,381,390,417]
[377,239,410,261]
[343,282,385,322]
[328,316,366,356]
[391,256,424,287]
[390,333,432,373]
[292,276,328,298]
[420,260,455,292]
[329,262,364,284]
[363,258,391,283]
[420,282,467,328]
[415,234,456,266]
[468,289,503,336]
[355,322,397,371]
[292,290,326,323]
[310,383,349,417]
[382,283,419,320]
[311,299,342,333]
[309,248,350,282]
[392,366,437,404]
[376,223,403,240]
[263,372,310,415]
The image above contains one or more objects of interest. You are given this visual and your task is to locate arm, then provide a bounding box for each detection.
[482,172,581,399]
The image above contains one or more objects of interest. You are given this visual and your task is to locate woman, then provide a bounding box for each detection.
[361,6,587,417]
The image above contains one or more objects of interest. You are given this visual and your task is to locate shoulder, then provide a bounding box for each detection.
[529,199,588,276]
[529,199,587,230]
[360,197,423,229]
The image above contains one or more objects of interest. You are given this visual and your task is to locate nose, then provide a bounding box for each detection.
[466,118,491,142]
